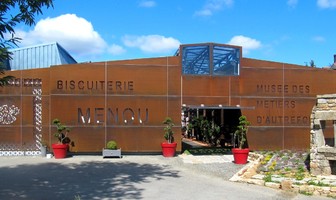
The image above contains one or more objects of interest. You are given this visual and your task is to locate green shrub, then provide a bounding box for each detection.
[307,180,330,187]
[299,191,313,196]
[284,167,291,171]
[107,140,118,150]
[163,117,174,143]
[263,173,272,182]
[183,150,191,155]
[52,118,71,144]
[295,172,305,180]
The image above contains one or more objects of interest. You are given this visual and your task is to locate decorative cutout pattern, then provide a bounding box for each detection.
[33,88,43,150]
[0,143,40,156]
[0,105,20,124]
[0,80,43,156]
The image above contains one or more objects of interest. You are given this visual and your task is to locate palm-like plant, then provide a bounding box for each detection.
[163,117,174,143]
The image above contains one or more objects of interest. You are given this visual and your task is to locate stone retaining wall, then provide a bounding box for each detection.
[231,153,336,198]
[310,94,336,176]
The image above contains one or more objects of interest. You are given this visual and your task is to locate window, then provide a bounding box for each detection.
[182,45,210,75]
[181,43,241,76]
[213,45,240,76]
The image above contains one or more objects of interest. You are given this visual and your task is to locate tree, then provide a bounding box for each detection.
[0,0,53,86]
[234,115,250,149]
[309,60,316,68]
[305,60,316,68]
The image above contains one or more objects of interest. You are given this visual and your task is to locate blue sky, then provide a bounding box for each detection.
[10,0,336,67]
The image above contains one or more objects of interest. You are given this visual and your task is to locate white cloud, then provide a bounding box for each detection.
[195,9,213,16]
[287,0,298,8]
[139,0,156,8]
[317,0,336,8]
[108,44,126,55]
[312,36,326,43]
[122,35,180,53]
[195,0,233,16]
[227,35,261,55]
[16,14,107,57]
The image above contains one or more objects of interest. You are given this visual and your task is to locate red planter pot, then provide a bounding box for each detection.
[52,144,68,159]
[232,148,249,164]
[161,142,177,157]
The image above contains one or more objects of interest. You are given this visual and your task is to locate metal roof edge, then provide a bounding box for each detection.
[8,42,58,52]
[54,42,77,64]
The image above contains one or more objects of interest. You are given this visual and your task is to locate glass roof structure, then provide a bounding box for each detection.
[6,42,77,70]
[181,43,241,76]
[182,45,210,75]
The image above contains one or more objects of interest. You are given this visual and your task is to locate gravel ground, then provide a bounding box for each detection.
[148,155,246,180]
[180,162,244,180]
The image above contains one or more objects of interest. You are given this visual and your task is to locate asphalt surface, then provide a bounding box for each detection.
[0,155,331,200]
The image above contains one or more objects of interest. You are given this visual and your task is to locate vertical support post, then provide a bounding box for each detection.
[211,109,214,126]
[220,109,224,127]
[334,120,336,147]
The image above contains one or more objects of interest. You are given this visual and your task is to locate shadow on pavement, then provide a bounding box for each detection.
[0,160,180,200]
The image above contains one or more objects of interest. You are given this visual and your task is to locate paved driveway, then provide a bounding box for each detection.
[0,155,330,200]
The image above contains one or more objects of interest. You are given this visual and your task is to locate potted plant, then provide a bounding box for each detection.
[102,140,121,158]
[232,115,250,164]
[51,118,71,159]
[207,120,221,146]
[161,117,177,157]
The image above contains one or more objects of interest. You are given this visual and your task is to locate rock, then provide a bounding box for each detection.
[246,179,265,186]
[265,182,280,189]
[280,179,292,191]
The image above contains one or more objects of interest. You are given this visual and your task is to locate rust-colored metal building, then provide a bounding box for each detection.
[0,42,335,154]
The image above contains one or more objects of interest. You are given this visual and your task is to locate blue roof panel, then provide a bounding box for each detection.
[7,42,77,70]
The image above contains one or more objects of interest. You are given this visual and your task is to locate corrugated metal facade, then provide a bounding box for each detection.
[8,42,77,70]
[2,42,336,153]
